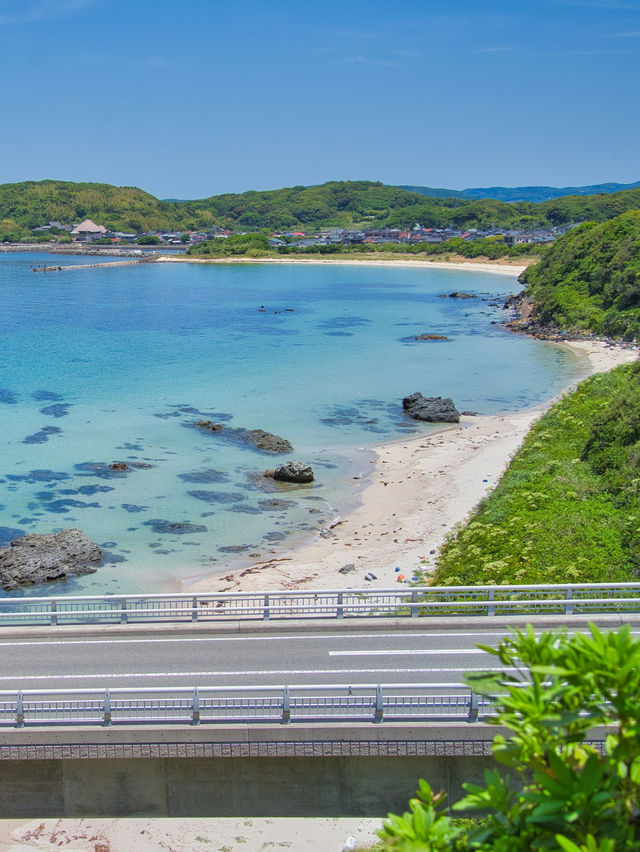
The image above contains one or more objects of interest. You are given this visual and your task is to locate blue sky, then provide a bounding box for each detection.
[0,0,638,198]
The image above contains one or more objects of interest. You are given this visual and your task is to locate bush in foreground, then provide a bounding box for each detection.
[379,624,640,850]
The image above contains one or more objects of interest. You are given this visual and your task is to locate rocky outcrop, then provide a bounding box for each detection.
[413,334,451,341]
[195,421,293,454]
[403,392,460,423]
[246,430,293,453]
[503,292,570,340]
[0,529,102,590]
[265,461,315,483]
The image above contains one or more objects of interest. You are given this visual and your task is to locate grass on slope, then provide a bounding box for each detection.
[520,210,640,340]
[431,361,640,586]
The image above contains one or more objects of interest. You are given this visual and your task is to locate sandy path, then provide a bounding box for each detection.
[186,340,638,594]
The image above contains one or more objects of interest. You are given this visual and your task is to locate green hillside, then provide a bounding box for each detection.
[519,210,640,339]
[431,361,640,587]
[2,178,640,241]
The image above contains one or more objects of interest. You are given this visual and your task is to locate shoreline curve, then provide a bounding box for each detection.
[183,338,638,595]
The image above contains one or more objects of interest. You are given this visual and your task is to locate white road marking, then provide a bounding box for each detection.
[0,628,598,648]
[329,648,489,656]
[0,666,510,682]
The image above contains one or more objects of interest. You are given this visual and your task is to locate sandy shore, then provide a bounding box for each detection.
[0,817,381,851]
[186,340,638,595]
[157,253,530,276]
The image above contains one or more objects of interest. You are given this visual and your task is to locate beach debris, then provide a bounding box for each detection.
[364,572,377,581]
[397,574,406,582]
[264,461,314,483]
[0,528,102,591]
[339,563,356,575]
[402,392,460,423]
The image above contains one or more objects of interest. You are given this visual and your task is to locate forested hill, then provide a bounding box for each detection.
[519,210,640,340]
[2,178,640,239]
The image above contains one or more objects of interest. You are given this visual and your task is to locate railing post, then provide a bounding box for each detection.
[192,688,200,725]
[411,589,419,618]
[16,691,24,728]
[192,596,198,623]
[49,600,57,626]
[468,691,479,723]
[263,594,270,621]
[374,685,384,724]
[336,592,344,619]
[103,689,111,726]
[565,587,573,615]
[487,588,495,617]
[120,599,127,624]
[282,686,291,724]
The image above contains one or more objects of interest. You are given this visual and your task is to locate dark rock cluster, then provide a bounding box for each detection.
[265,461,315,484]
[196,421,293,453]
[0,529,102,591]
[402,392,461,423]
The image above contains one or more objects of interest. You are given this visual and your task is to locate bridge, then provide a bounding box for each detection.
[0,582,637,817]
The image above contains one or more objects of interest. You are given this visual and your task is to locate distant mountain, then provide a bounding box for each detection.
[398,181,640,203]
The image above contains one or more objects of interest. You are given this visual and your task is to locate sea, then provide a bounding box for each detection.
[0,253,588,596]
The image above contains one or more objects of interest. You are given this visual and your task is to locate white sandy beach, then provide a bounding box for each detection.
[186,339,638,595]
[158,254,529,276]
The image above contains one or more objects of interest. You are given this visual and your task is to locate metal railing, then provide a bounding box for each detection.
[0,683,493,728]
[0,583,638,627]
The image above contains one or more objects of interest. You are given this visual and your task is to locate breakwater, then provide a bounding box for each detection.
[31,258,154,272]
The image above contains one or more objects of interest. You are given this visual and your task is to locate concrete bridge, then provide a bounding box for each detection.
[0,584,636,817]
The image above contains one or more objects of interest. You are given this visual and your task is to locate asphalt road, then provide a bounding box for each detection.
[0,623,629,692]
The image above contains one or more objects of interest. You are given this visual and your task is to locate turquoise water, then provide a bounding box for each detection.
[0,254,587,595]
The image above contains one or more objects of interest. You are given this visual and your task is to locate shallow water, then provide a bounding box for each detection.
[0,254,586,595]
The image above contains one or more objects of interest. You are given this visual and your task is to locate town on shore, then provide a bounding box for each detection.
[13,216,566,251]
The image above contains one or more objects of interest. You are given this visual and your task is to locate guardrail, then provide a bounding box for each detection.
[0,583,638,627]
[0,683,492,728]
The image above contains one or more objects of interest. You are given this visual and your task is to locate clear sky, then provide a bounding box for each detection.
[0,0,638,199]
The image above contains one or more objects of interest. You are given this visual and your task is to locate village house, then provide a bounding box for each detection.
[70,219,107,240]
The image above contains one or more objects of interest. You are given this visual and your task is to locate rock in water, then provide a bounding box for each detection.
[402,392,460,423]
[246,429,293,453]
[265,461,315,483]
[0,529,102,591]
[195,421,293,453]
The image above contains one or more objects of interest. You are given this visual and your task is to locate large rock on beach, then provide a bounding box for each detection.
[0,528,102,591]
[403,392,460,423]
[265,461,315,484]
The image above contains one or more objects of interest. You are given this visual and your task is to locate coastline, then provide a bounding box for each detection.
[156,253,530,277]
[184,339,638,594]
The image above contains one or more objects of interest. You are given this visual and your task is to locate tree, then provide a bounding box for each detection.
[378,625,640,850]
